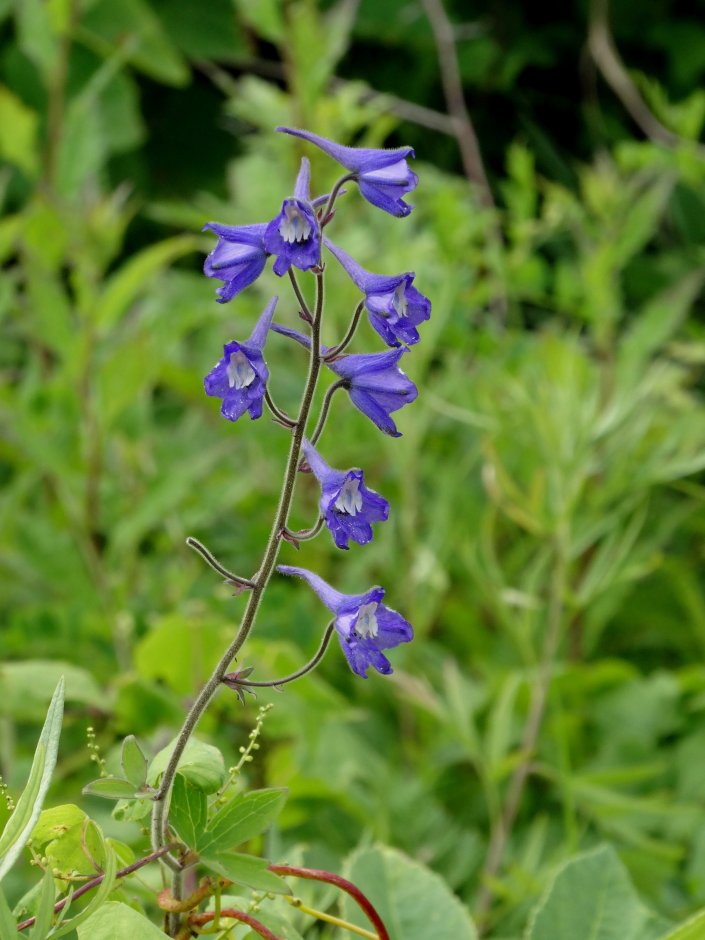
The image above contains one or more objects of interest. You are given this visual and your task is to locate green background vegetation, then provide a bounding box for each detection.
[3,0,705,936]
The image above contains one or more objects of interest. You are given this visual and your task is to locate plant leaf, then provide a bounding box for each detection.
[342,844,477,940]
[0,678,64,882]
[120,736,148,789]
[201,852,289,893]
[82,778,139,801]
[196,789,287,856]
[169,774,207,850]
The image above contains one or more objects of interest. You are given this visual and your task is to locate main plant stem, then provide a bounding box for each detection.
[150,273,325,921]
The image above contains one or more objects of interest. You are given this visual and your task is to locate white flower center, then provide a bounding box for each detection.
[334,476,363,515]
[226,350,255,389]
[279,203,312,244]
[355,602,379,639]
[392,282,408,316]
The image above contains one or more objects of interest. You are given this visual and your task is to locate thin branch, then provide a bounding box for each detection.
[288,269,312,322]
[284,516,325,542]
[421,0,495,206]
[185,537,255,589]
[16,844,180,932]
[268,865,390,940]
[223,622,335,690]
[309,380,346,447]
[474,543,567,931]
[284,895,378,939]
[265,387,296,428]
[324,301,365,360]
[189,909,282,939]
[588,0,705,154]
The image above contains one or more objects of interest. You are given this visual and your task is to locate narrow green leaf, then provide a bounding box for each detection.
[96,235,200,328]
[50,843,117,938]
[82,778,138,800]
[0,678,64,882]
[197,788,287,856]
[120,736,148,789]
[169,774,207,850]
[201,852,289,894]
[29,870,56,940]
[0,886,17,935]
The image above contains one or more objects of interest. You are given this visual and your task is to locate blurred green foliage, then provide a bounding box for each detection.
[3,0,705,936]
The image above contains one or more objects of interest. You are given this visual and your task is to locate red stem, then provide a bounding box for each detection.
[268,864,390,940]
[190,909,282,939]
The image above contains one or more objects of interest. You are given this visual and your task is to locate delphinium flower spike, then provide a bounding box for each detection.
[302,439,389,549]
[264,157,321,276]
[277,127,418,217]
[204,296,278,422]
[277,565,413,677]
[324,237,431,347]
[203,222,268,303]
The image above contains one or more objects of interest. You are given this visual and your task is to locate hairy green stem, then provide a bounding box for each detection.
[185,537,255,587]
[324,300,364,359]
[150,272,325,916]
[226,622,335,689]
[310,380,346,446]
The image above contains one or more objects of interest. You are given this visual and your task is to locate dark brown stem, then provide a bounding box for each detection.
[269,864,390,940]
[421,0,494,206]
[588,0,705,154]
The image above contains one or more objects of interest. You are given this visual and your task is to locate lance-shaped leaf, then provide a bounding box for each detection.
[0,678,64,882]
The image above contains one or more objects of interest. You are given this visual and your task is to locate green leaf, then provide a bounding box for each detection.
[50,843,117,938]
[30,870,56,940]
[96,234,199,329]
[148,738,225,795]
[196,789,287,856]
[169,774,207,850]
[32,805,86,846]
[0,662,103,721]
[77,901,167,939]
[0,84,39,176]
[201,852,289,894]
[342,845,477,940]
[659,908,705,939]
[0,886,16,936]
[82,778,138,800]
[0,678,64,882]
[120,736,148,789]
[526,845,668,940]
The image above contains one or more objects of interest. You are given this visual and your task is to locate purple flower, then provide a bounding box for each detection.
[325,238,430,347]
[329,348,418,437]
[277,566,412,677]
[264,157,321,276]
[277,127,418,218]
[203,222,268,303]
[204,297,277,422]
[302,439,389,549]
[269,326,418,436]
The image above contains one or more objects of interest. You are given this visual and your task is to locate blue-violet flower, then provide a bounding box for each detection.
[203,222,268,303]
[329,348,418,437]
[277,126,418,218]
[302,439,389,549]
[269,326,418,437]
[264,157,320,276]
[325,237,430,347]
[277,565,413,677]
[204,297,277,422]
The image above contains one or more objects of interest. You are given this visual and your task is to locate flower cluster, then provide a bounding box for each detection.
[202,128,431,678]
